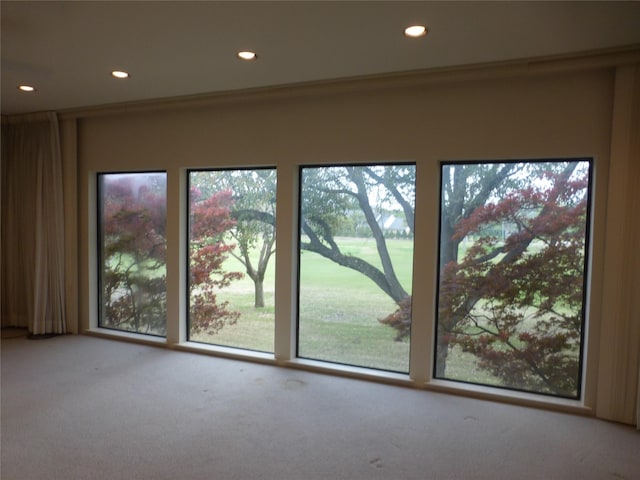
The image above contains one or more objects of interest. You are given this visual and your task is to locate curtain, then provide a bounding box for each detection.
[1,112,66,335]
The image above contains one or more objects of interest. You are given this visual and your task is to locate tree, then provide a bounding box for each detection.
[192,166,412,317]
[296,160,589,396]
[189,187,244,334]
[437,161,589,396]
[300,165,414,306]
[190,169,277,308]
[101,174,167,335]
[100,174,243,337]
[433,163,520,372]
[184,160,589,395]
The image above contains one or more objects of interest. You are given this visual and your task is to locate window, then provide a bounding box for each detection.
[94,159,594,402]
[298,164,415,373]
[435,160,592,398]
[98,172,167,336]
[188,168,276,353]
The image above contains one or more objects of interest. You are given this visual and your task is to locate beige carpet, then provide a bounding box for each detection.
[1,333,638,480]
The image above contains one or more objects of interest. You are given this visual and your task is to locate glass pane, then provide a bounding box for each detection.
[98,172,167,336]
[298,164,415,373]
[188,169,276,353]
[435,160,591,398]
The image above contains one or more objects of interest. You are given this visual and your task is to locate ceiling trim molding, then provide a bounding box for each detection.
[59,45,640,120]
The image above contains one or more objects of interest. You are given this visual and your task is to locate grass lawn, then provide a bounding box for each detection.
[189,273,276,353]
[297,237,413,372]
[191,236,503,382]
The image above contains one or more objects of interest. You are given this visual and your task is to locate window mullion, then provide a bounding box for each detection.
[273,163,298,361]
[166,167,186,345]
[409,160,439,384]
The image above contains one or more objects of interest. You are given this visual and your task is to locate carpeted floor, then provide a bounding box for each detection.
[1,334,638,480]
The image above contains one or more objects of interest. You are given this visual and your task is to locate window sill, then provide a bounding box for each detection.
[283,358,413,388]
[85,328,167,347]
[173,341,276,365]
[82,330,593,417]
[424,378,593,416]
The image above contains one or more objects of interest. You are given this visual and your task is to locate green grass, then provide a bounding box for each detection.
[190,236,504,381]
[192,237,414,372]
[112,223,576,390]
[443,346,507,386]
[189,257,276,352]
[297,237,413,372]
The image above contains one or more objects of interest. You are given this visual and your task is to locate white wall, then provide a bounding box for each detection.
[66,55,640,425]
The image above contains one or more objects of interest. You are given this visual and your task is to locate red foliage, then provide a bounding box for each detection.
[189,189,243,334]
[101,177,243,337]
[379,296,412,340]
[439,164,589,396]
[101,175,168,334]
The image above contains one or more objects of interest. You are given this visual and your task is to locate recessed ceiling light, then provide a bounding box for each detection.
[404,25,428,38]
[237,51,257,61]
[18,85,36,92]
[111,70,130,79]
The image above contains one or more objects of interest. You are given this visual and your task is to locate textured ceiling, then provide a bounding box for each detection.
[2,1,640,115]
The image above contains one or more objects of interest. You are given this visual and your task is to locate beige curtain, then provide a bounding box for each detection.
[1,112,66,335]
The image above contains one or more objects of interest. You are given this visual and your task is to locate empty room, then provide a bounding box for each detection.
[2,2,639,479]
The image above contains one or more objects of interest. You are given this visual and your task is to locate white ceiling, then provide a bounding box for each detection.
[2,1,640,116]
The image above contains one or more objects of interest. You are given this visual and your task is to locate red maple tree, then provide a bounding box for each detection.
[189,187,243,334]
[438,163,589,396]
[101,175,167,335]
[101,176,243,336]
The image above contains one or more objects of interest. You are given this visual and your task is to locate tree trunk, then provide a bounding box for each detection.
[435,336,449,378]
[434,163,520,377]
[254,278,265,308]
[301,218,408,304]
[435,163,578,379]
